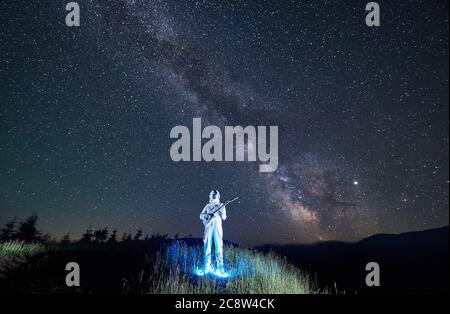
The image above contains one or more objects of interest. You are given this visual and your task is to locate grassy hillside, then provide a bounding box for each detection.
[0,240,326,294]
[0,241,46,257]
[145,241,324,294]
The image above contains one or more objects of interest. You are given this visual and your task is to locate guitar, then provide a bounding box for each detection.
[202,197,239,226]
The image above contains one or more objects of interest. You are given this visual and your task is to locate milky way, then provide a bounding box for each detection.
[1,0,448,245]
[99,0,375,240]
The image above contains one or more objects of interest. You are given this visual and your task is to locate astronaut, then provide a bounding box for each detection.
[199,190,227,274]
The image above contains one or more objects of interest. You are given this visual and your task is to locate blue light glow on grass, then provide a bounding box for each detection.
[193,267,232,279]
[166,241,235,279]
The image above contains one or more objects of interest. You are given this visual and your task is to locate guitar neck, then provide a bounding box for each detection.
[210,198,238,215]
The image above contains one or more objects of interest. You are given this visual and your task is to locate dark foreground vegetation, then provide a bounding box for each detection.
[0,215,448,294]
[0,215,322,294]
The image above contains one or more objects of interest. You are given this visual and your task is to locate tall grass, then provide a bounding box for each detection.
[0,241,45,257]
[147,241,326,294]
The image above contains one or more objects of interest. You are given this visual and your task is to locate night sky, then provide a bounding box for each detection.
[1,0,448,245]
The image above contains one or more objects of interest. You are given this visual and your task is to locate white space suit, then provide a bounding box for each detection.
[199,190,227,273]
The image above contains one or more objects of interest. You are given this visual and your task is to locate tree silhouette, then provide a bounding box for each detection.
[94,228,108,242]
[120,232,134,242]
[16,214,40,242]
[134,229,143,241]
[80,227,94,243]
[0,220,16,241]
[60,233,71,245]
[123,233,132,242]
[108,229,118,243]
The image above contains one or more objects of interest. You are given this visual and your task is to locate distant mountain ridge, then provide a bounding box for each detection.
[257,226,449,294]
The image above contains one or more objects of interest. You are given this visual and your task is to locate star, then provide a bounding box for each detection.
[0,0,448,245]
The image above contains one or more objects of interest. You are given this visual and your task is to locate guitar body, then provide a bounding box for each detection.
[202,205,223,226]
[201,197,238,226]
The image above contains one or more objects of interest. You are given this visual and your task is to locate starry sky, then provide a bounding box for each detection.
[1,0,448,245]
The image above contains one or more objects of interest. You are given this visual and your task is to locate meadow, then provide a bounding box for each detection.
[0,241,46,257]
[145,241,325,294]
[0,239,327,294]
